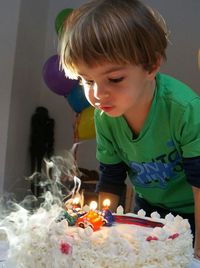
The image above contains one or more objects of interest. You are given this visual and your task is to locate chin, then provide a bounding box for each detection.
[104,110,123,117]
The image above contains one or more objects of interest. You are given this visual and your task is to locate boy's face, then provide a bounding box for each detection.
[76,61,156,118]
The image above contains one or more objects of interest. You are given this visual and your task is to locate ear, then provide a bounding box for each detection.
[148,55,163,80]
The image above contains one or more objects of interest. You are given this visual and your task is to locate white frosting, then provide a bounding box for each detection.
[137,209,146,217]
[151,227,169,240]
[165,213,175,222]
[0,205,193,268]
[116,205,124,215]
[150,211,161,219]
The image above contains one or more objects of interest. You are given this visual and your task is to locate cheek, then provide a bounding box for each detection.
[117,88,139,106]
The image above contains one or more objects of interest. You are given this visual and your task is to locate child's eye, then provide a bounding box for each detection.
[84,80,94,86]
[86,80,94,86]
[78,77,94,87]
[109,77,124,83]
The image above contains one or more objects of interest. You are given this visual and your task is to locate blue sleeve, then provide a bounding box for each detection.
[96,162,128,196]
[183,156,200,188]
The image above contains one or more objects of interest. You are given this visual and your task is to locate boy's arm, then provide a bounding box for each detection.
[182,157,200,258]
[193,186,200,259]
[96,162,127,211]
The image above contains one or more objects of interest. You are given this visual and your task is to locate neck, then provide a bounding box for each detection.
[125,79,156,135]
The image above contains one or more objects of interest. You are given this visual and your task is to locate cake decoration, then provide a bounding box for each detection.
[0,153,194,267]
[100,199,114,226]
[0,195,193,268]
[76,201,105,231]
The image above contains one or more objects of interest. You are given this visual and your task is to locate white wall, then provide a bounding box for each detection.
[2,0,49,197]
[143,0,200,93]
[0,0,21,193]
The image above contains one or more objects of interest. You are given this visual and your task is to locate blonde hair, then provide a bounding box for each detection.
[59,0,169,79]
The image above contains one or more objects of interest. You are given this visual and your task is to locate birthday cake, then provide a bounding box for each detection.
[1,203,193,268]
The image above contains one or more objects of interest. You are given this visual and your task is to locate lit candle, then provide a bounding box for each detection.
[72,197,80,210]
[88,201,98,219]
[89,201,98,211]
[71,197,86,218]
[102,199,111,210]
[102,199,114,226]
[77,200,104,231]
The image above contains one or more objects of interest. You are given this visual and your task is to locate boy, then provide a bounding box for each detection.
[59,0,200,258]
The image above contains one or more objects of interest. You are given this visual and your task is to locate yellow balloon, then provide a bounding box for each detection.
[75,106,96,140]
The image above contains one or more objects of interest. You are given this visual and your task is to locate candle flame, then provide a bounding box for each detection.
[103,199,110,207]
[89,201,97,210]
[72,197,80,205]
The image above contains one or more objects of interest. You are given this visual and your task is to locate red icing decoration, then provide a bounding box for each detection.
[146,236,158,241]
[114,215,164,228]
[168,233,179,240]
[60,241,71,254]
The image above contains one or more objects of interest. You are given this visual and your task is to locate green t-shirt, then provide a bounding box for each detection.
[95,73,200,214]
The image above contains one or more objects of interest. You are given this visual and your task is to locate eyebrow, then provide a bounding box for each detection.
[78,66,125,77]
[100,66,125,75]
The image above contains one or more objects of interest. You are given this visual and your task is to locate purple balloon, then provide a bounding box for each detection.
[42,54,77,96]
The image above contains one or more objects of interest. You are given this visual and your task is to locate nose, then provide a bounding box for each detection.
[93,83,109,100]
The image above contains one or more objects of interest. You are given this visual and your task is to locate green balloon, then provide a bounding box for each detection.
[55,8,73,34]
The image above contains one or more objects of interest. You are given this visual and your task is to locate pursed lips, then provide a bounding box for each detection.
[96,105,114,113]
[95,102,113,108]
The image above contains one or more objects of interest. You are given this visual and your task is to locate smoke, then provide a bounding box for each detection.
[0,148,85,265]
[25,148,83,208]
[0,150,83,217]
[0,147,82,218]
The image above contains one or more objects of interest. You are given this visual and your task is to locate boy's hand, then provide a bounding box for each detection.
[194,248,200,260]
[192,186,200,259]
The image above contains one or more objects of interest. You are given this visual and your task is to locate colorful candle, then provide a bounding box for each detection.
[71,197,86,218]
[102,199,114,226]
[90,201,98,211]
[72,197,80,210]
[102,199,110,210]
[76,201,104,231]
